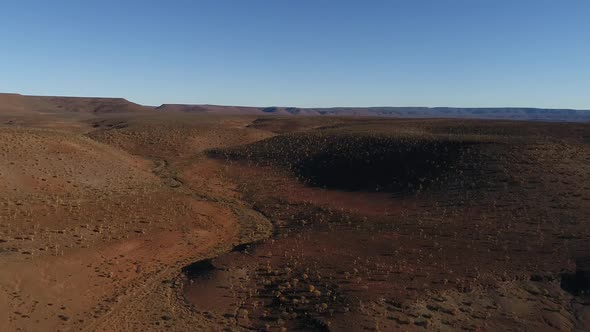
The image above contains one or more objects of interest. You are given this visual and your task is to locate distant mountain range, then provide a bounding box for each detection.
[2,93,589,122]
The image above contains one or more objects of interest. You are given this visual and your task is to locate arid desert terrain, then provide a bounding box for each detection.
[0,93,589,331]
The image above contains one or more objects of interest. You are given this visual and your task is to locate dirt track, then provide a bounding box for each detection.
[0,111,274,331]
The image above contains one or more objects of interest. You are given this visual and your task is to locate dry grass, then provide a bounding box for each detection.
[0,111,588,331]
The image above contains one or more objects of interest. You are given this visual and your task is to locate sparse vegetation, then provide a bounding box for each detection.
[0,108,588,331]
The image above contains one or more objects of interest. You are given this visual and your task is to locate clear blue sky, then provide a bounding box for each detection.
[1,0,589,108]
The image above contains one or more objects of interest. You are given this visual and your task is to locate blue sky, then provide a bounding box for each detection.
[1,0,589,108]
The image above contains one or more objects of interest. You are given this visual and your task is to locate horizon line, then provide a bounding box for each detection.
[2,91,589,112]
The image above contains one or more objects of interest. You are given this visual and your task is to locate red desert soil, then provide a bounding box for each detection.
[0,107,273,331]
[0,98,589,332]
[190,119,590,331]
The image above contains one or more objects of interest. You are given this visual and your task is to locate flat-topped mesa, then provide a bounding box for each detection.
[156,103,590,122]
[299,106,590,122]
[0,93,152,114]
[155,104,211,113]
[156,104,262,114]
[36,96,151,113]
[0,93,27,114]
[1,92,589,121]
